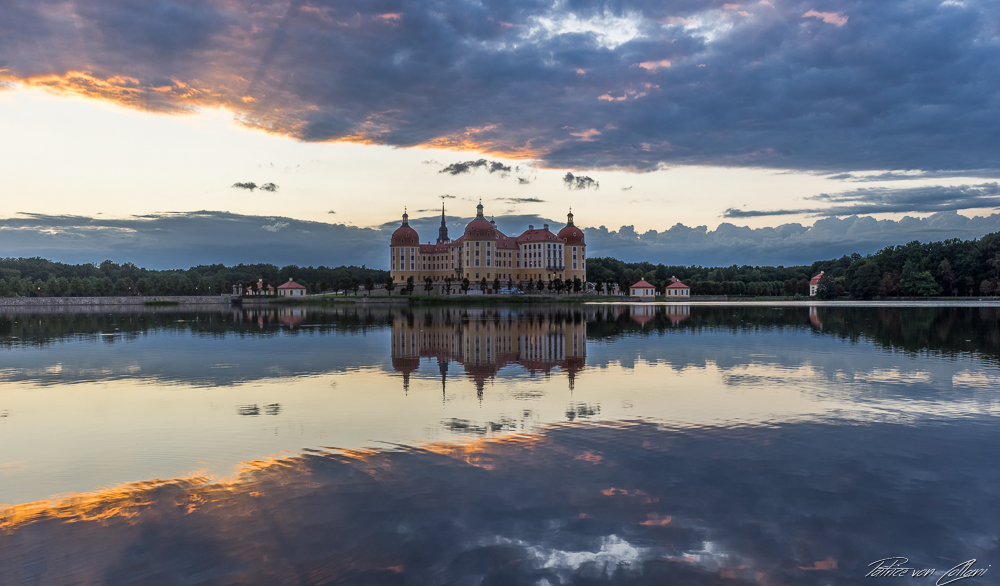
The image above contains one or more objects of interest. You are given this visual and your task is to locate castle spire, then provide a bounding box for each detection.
[402,207,409,226]
[437,203,450,243]
[566,207,574,226]
[476,199,484,219]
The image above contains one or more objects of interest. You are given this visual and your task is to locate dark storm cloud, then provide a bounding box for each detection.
[517,177,533,185]
[725,182,1000,218]
[0,211,384,270]
[829,170,1000,182]
[3,208,999,270]
[495,197,545,204]
[3,0,998,173]
[586,211,1000,265]
[440,159,512,177]
[563,172,599,190]
[232,182,278,192]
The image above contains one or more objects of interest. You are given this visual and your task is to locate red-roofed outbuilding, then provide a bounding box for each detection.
[277,278,307,297]
[630,279,656,297]
[809,272,824,296]
[665,276,690,298]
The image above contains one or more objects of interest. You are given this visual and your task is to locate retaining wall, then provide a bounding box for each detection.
[0,295,234,306]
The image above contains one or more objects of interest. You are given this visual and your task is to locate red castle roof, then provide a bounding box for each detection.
[810,271,824,285]
[516,226,559,243]
[631,279,655,289]
[278,278,306,289]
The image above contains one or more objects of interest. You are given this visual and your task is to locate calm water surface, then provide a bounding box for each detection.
[1,304,998,584]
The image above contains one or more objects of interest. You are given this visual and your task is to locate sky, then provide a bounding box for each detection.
[1,0,999,269]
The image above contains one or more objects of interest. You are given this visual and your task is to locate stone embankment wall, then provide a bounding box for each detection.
[0,295,234,306]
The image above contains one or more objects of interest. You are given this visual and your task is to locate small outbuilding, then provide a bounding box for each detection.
[630,279,656,297]
[665,276,690,297]
[277,278,307,297]
[809,272,824,296]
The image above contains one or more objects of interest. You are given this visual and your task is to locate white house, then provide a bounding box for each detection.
[277,278,307,297]
[630,279,656,297]
[809,271,824,296]
[664,276,690,297]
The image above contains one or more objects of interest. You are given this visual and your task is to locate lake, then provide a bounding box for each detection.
[1,303,998,584]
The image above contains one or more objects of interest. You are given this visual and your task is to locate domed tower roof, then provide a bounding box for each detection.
[391,209,419,245]
[464,201,497,238]
[557,208,585,245]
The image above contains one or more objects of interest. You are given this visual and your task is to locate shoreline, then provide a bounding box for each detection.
[2,294,999,309]
[0,295,233,307]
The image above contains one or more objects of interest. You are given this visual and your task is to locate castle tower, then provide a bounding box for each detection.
[390,208,420,285]
[557,207,586,285]
[437,204,450,244]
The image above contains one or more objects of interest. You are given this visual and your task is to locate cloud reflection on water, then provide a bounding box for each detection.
[2,419,998,585]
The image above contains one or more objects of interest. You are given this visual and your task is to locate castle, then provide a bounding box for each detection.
[389,202,586,287]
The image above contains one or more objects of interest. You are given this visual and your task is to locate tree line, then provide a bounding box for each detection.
[0,258,389,297]
[586,230,1000,299]
[4,229,1000,299]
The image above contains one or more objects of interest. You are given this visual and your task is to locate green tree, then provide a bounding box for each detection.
[155,277,172,295]
[901,261,938,296]
[815,273,836,299]
[97,277,114,296]
[7,276,23,297]
[480,277,488,292]
[493,276,501,293]
[423,276,434,293]
[461,277,471,293]
[405,276,415,295]
[850,261,881,299]
[910,271,939,296]
[364,277,375,295]
[938,258,956,296]
[115,277,135,295]
[573,277,582,293]
[176,277,193,295]
[136,278,153,296]
[384,275,396,296]
[879,271,901,297]
[444,276,454,295]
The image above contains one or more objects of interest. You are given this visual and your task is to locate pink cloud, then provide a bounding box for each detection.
[723,4,742,9]
[570,128,601,141]
[802,10,848,26]
[661,16,697,25]
[636,59,672,71]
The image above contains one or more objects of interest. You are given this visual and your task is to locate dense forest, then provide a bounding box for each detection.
[3,230,1000,298]
[587,230,1000,298]
[0,258,388,297]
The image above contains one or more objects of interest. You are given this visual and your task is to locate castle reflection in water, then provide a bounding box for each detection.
[390,305,690,394]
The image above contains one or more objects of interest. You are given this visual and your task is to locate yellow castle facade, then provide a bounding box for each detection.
[389,203,586,287]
